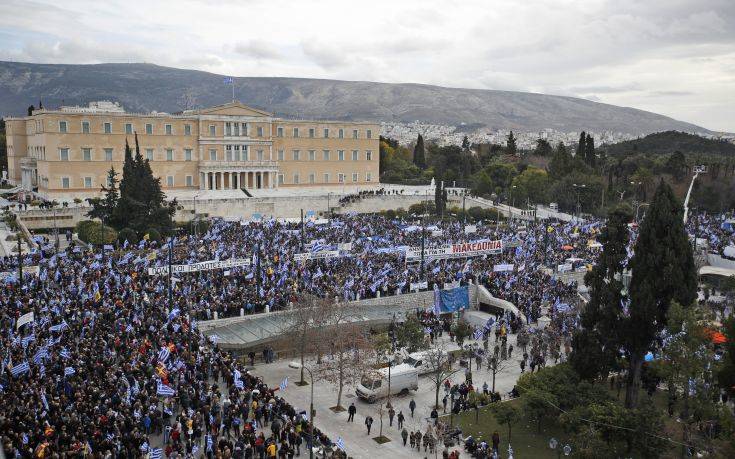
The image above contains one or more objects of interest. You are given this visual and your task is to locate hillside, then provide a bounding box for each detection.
[601,131,735,156]
[0,61,710,135]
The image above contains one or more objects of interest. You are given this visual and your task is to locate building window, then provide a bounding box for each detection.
[82,121,90,134]
[145,123,153,135]
[308,150,315,161]
[257,126,263,137]
[292,127,299,138]
[352,150,359,161]
[292,174,300,184]
[186,175,193,187]
[352,173,358,182]
[84,177,93,188]
[352,129,358,139]
[104,148,113,161]
[146,149,154,161]
[166,149,173,161]
[338,150,344,161]
[233,123,239,136]
[184,124,191,136]
[278,174,284,185]
[257,149,263,160]
[366,172,372,182]
[323,150,330,161]
[309,128,315,138]
[277,127,284,137]
[338,129,344,139]
[234,145,241,161]
[241,123,248,136]
[308,173,315,184]
[184,148,192,161]
[104,122,112,134]
[277,150,284,161]
[209,125,215,136]
[324,128,329,138]
[59,121,68,133]
[166,176,174,187]
[59,148,69,161]
[338,173,345,183]
[209,149,217,161]
[226,145,232,161]
[367,129,372,139]
[323,173,330,183]
[165,124,172,135]
[366,150,373,161]
[61,177,70,189]
[225,122,232,136]
[82,148,92,161]
[293,150,300,161]
[125,123,133,134]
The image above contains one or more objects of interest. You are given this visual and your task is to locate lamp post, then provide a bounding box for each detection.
[302,365,316,459]
[548,438,571,459]
[572,183,586,218]
[52,206,59,253]
[630,180,642,202]
[167,236,173,307]
[192,194,199,237]
[16,215,23,288]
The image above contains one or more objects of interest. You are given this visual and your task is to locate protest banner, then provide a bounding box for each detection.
[410,280,429,291]
[293,250,341,262]
[557,263,573,273]
[405,239,503,262]
[493,263,515,272]
[464,225,477,234]
[16,311,35,329]
[147,258,251,276]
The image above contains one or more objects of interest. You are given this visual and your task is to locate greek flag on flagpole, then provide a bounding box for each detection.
[474,328,484,340]
[279,377,288,391]
[223,76,233,84]
[11,361,30,377]
[157,381,176,397]
[64,367,76,376]
[336,437,345,450]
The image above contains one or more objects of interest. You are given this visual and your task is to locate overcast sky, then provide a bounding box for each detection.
[1,0,733,131]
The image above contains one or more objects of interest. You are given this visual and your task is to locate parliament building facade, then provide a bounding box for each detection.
[3,101,380,199]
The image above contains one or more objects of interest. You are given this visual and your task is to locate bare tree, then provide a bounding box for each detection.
[487,355,511,393]
[424,342,461,409]
[288,294,327,385]
[177,88,198,111]
[312,304,374,410]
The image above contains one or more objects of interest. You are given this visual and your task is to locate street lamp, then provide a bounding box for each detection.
[508,185,517,221]
[290,363,316,459]
[572,183,586,218]
[549,438,572,459]
[630,181,643,202]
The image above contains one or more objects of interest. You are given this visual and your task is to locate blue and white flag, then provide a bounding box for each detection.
[21,334,35,348]
[158,347,171,363]
[279,377,288,391]
[149,447,163,459]
[336,437,345,450]
[223,76,233,84]
[49,320,69,332]
[206,434,214,452]
[41,392,49,411]
[64,366,76,376]
[167,308,180,322]
[11,361,30,377]
[157,381,176,397]
[59,348,72,359]
[474,328,484,341]
[33,347,49,365]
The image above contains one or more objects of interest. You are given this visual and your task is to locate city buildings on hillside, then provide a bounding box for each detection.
[3,101,380,199]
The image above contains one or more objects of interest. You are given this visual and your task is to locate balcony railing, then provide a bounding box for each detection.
[198,160,277,168]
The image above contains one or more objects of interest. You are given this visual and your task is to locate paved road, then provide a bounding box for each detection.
[252,332,557,458]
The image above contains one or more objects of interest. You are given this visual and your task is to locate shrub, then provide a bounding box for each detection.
[76,220,117,245]
[117,227,138,245]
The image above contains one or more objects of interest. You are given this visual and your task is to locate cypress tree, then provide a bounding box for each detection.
[506,131,517,155]
[623,180,697,408]
[461,136,470,151]
[570,205,631,381]
[576,131,586,158]
[413,134,426,169]
[434,178,444,216]
[585,133,595,168]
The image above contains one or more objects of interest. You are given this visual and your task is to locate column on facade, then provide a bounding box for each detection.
[271,172,276,189]
[215,172,221,190]
[232,172,237,189]
[199,172,205,190]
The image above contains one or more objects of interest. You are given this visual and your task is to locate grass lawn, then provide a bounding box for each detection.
[440,399,567,458]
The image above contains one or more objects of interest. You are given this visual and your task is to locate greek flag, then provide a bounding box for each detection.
[22,334,35,348]
[157,381,176,397]
[192,445,199,455]
[234,378,244,389]
[336,437,345,450]
[223,76,233,84]
[64,367,76,376]
[149,448,163,459]
[158,347,171,363]
[206,434,214,452]
[11,361,30,377]
[279,377,288,391]
[474,328,484,341]
[33,347,49,365]
[41,392,49,411]
[167,308,180,322]
[125,324,133,333]
[59,348,72,359]
[49,321,69,332]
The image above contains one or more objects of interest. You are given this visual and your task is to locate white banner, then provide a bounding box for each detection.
[493,263,515,272]
[16,311,34,329]
[1,265,40,279]
[406,239,503,262]
[464,225,477,234]
[410,280,429,291]
[431,230,444,237]
[557,263,573,273]
[147,258,251,276]
[293,250,341,262]
[338,242,353,251]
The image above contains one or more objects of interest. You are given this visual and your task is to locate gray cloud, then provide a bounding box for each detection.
[233,40,283,61]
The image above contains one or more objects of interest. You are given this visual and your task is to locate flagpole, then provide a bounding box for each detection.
[232,79,235,102]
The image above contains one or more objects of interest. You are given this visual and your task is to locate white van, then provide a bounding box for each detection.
[356,364,419,403]
[402,350,440,375]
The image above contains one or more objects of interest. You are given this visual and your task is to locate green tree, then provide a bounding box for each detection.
[666,151,687,182]
[87,167,120,226]
[534,138,553,157]
[511,166,551,206]
[434,177,445,217]
[413,134,426,169]
[576,131,586,158]
[570,205,631,381]
[491,403,520,441]
[548,142,571,179]
[585,133,596,168]
[506,131,517,155]
[624,181,697,408]
[451,319,473,347]
[396,316,427,352]
[461,135,470,151]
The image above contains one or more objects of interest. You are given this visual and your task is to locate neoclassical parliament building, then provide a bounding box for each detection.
[3,100,380,199]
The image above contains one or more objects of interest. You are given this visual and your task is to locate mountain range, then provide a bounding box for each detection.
[0,61,709,135]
